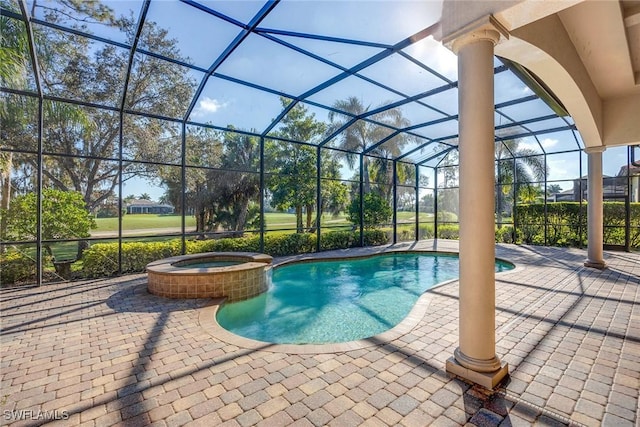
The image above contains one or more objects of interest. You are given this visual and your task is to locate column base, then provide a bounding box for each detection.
[584,259,606,269]
[446,357,509,389]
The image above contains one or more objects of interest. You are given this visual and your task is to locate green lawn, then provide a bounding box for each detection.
[92,212,433,234]
[94,214,196,231]
[397,211,432,222]
[41,211,433,261]
[93,213,352,233]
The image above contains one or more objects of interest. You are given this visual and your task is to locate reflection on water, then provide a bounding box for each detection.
[217,253,513,344]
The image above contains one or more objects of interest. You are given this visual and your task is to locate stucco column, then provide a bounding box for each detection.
[584,146,606,269]
[444,26,508,389]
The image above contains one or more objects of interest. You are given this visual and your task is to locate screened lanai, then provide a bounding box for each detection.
[2,0,637,288]
[2,1,640,425]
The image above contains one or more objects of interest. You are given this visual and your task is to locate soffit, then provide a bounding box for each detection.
[558,0,640,99]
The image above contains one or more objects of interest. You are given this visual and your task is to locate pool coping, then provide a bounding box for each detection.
[198,246,523,354]
[146,251,273,275]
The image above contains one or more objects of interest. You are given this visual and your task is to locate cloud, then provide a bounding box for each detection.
[540,138,558,149]
[192,97,227,118]
[430,38,457,79]
[407,36,457,80]
[519,138,559,151]
[199,97,226,113]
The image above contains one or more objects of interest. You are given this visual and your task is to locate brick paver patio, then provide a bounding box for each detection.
[1,242,638,426]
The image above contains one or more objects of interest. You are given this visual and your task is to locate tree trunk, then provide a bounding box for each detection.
[76,240,89,260]
[295,205,303,233]
[235,198,249,233]
[305,204,313,230]
[1,152,12,250]
[363,159,371,194]
[196,210,205,233]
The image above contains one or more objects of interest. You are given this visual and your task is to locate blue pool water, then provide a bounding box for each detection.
[216,252,513,344]
[175,260,242,268]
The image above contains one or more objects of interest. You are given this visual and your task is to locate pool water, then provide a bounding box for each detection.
[216,253,513,344]
[175,260,243,268]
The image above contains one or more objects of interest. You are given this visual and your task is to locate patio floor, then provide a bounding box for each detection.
[1,241,638,426]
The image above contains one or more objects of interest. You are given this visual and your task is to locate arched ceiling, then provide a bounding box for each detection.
[439,0,640,150]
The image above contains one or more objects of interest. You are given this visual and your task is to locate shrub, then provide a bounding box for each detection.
[82,240,182,278]
[2,189,96,271]
[363,229,389,246]
[515,201,639,249]
[95,205,120,218]
[348,193,392,228]
[81,243,119,277]
[418,224,435,239]
[495,226,515,244]
[187,235,260,253]
[0,250,36,285]
[264,233,315,256]
[80,228,395,278]
[320,230,358,251]
[437,224,459,240]
[121,241,181,273]
[398,228,414,241]
[436,211,458,222]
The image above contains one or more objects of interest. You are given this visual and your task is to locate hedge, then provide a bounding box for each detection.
[4,201,637,284]
[515,202,640,247]
[0,250,37,285]
[80,229,391,278]
[81,240,183,278]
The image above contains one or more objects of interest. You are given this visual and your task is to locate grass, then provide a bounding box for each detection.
[94,214,196,231]
[93,211,433,233]
[33,211,434,262]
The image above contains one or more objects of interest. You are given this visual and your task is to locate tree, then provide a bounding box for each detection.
[327,97,412,197]
[216,131,261,233]
[1,9,40,237]
[547,184,563,196]
[431,139,547,227]
[1,0,30,89]
[160,127,261,235]
[420,193,435,212]
[2,3,197,214]
[348,192,392,229]
[268,99,327,232]
[160,126,222,224]
[268,144,317,233]
[319,156,348,221]
[1,189,96,275]
[495,138,546,227]
[435,149,460,219]
[139,193,151,200]
[1,4,95,255]
[519,185,543,203]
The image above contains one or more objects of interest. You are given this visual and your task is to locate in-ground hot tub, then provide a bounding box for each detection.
[146,252,272,301]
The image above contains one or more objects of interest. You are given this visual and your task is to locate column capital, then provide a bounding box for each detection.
[584,146,606,154]
[443,15,509,54]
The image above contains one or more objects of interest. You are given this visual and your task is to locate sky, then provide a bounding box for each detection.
[25,0,629,201]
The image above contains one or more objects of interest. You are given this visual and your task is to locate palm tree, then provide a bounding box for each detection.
[327,97,411,196]
[495,138,547,227]
[1,9,31,240]
[1,7,95,257]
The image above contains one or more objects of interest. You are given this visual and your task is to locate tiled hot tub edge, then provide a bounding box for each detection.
[146,252,272,301]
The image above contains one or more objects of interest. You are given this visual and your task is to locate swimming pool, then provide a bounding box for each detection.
[216,252,513,344]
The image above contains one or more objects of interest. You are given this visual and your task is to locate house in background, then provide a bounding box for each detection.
[125,199,174,215]
[549,163,640,202]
